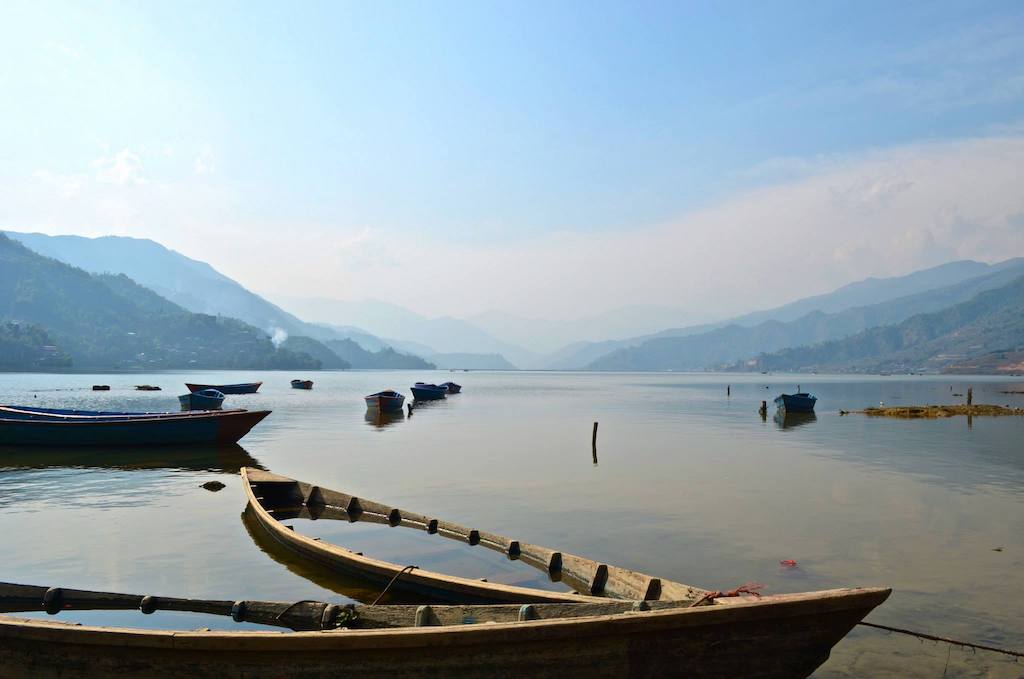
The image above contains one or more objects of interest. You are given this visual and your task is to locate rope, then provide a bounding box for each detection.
[858,621,1024,659]
[688,582,764,608]
[274,599,322,622]
[370,565,419,606]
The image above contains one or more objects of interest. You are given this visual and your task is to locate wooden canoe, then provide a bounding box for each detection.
[0,581,890,678]
[242,469,884,612]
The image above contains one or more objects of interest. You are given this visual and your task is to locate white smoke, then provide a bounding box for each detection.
[270,327,288,348]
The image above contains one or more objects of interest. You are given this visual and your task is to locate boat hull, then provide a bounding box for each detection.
[178,392,225,411]
[186,383,262,395]
[364,392,405,413]
[0,410,271,447]
[0,587,889,678]
[410,385,446,401]
[291,381,313,390]
[774,393,817,413]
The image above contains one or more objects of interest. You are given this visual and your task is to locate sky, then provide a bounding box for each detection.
[2,1,1024,321]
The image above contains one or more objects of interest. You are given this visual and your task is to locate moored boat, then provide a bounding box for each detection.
[186,382,263,395]
[91,385,110,391]
[364,390,405,412]
[774,392,817,413]
[135,385,162,391]
[0,580,889,678]
[0,408,270,446]
[439,381,462,394]
[179,389,226,411]
[410,383,446,400]
[291,379,314,390]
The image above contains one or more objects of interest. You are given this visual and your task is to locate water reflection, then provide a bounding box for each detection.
[363,410,405,429]
[773,411,818,429]
[241,507,422,604]
[0,443,262,473]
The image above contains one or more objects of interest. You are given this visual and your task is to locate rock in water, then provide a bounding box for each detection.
[201,481,226,492]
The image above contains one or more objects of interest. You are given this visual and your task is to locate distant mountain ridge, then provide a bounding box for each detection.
[584,259,1024,371]
[5,231,335,343]
[739,274,1024,373]
[0,234,320,370]
[3,231,430,370]
[551,259,1021,369]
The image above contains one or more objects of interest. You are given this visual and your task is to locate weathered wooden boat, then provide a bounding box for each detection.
[410,383,446,401]
[0,409,271,446]
[439,381,462,394]
[0,581,889,678]
[291,379,314,390]
[774,392,817,413]
[186,382,262,395]
[179,389,226,411]
[241,470,887,619]
[364,390,405,413]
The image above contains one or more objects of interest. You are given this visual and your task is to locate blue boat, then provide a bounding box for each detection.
[365,390,406,413]
[411,383,447,401]
[179,389,226,411]
[291,379,314,390]
[185,382,262,395]
[0,406,271,446]
[774,392,817,413]
[439,381,462,394]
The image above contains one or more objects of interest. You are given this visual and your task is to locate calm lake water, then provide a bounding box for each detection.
[1,370,1023,677]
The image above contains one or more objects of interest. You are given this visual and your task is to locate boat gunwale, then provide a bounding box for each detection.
[0,586,891,651]
[0,409,268,426]
[242,468,608,604]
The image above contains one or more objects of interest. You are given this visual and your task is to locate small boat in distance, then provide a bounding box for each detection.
[290,379,314,390]
[0,407,270,446]
[774,392,817,413]
[364,390,405,413]
[91,385,110,391]
[411,383,447,400]
[179,389,226,411]
[135,385,161,391]
[439,381,462,394]
[186,382,262,395]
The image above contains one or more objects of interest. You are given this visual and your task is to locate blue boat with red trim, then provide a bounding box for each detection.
[0,405,270,446]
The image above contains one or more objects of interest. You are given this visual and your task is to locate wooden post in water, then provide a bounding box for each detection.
[967,387,973,405]
[759,401,768,420]
[591,422,599,465]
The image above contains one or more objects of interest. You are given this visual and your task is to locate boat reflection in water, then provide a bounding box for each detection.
[773,410,818,430]
[364,410,405,429]
[0,443,263,473]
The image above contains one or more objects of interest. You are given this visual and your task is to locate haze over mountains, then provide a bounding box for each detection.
[3,230,1021,374]
[3,231,431,370]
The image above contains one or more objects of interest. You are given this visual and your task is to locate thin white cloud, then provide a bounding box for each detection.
[93,149,145,186]
[5,133,1024,322]
[193,147,215,174]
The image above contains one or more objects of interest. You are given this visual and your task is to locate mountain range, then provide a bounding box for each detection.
[0,234,319,369]
[740,273,1024,373]
[587,259,1024,371]
[3,231,428,370]
[4,230,1021,374]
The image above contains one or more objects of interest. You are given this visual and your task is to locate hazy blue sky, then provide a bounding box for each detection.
[2,1,1023,319]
